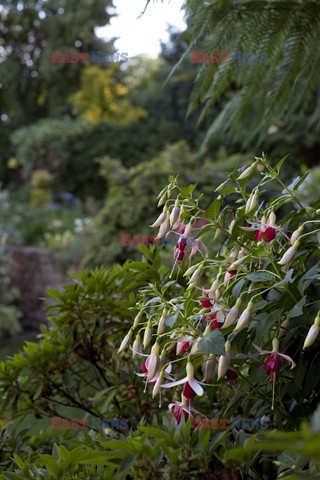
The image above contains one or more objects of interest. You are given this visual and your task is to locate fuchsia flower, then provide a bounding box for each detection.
[264,353,282,378]
[241,212,288,243]
[161,361,205,397]
[176,335,193,355]
[254,338,296,410]
[182,381,197,400]
[168,396,202,425]
[255,226,276,243]
[226,369,238,386]
[199,291,213,309]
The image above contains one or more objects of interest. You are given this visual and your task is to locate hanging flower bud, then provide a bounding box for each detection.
[189,264,203,285]
[268,211,276,226]
[147,343,160,380]
[303,314,320,348]
[229,247,240,263]
[157,309,167,335]
[278,241,299,265]
[229,254,248,271]
[249,190,259,212]
[290,225,304,245]
[157,193,167,207]
[234,300,253,332]
[204,358,216,381]
[170,200,180,227]
[152,369,164,398]
[184,263,200,277]
[237,163,255,180]
[117,329,132,354]
[143,320,152,349]
[155,213,170,240]
[209,278,220,296]
[229,218,236,233]
[184,222,193,236]
[150,208,167,228]
[223,297,242,328]
[133,311,143,329]
[218,340,231,380]
[132,334,142,357]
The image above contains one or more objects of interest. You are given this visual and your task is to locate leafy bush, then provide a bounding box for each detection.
[1,154,320,479]
[86,142,250,265]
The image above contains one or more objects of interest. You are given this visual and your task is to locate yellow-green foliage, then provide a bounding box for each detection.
[30,169,53,208]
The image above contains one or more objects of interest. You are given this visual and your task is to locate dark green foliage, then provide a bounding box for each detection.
[85,141,250,265]
[178,0,320,149]
[0,0,114,182]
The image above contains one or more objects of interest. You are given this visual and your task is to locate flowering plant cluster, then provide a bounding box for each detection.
[118,154,320,425]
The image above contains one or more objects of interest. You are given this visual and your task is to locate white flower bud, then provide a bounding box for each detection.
[155,213,170,240]
[133,311,142,329]
[184,263,200,277]
[249,190,259,212]
[147,343,160,380]
[157,309,167,335]
[278,241,299,265]
[272,337,279,352]
[189,264,203,284]
[229,255,248,271]
[209,278,220,295]
[290,226,303,245]
[143,321,152,349]
[303,316,320,349]
[229,247,240,263]
[185,222,192,236]
[117,330,132,354]
[152,370,164,398]
[150,211,167,228]
[157,193,167,207]
[204,358,216,381]
[170,203,180,227]
[235,301,253,331]
[132,334,142,357]
[186,361,194,379]
[229,219,236,233]
[268,211,276,226]
[223,298,242,328]
[237,164,255,180]
[218,353,230,380]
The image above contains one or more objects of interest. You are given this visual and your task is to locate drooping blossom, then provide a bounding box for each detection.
[226,369,238,386]
[168,394,203,425]
[199,291,213,309]
[161,361,205,397]
[176,335,194,355]
[254,338,295,410]
[241,212,288,243]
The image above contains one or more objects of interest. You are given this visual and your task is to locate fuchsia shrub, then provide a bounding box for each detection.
[119,154,320,425]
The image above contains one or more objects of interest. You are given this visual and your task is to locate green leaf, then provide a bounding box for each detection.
[276,154,289,172]
[205,197,221,219]
[246,271,275,282]
[197,330,225,355]
[180,184,197,198]
[288,296,306,318]
[232,278,246,299]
